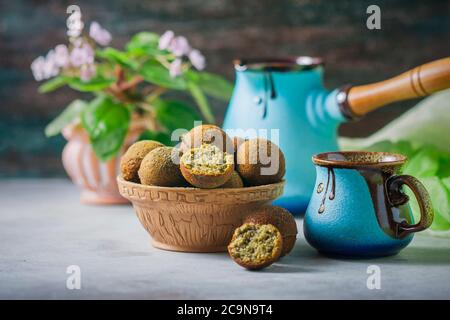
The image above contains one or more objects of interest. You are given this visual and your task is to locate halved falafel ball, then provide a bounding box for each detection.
[228,223,283,270]
[244,205,297,256]
[236,138,285,186]
[138,147,187,187]
[180,144,234,189]
[180,124,234,154]
[120,140,164,182]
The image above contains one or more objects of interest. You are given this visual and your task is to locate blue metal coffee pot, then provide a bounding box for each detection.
[222,57,450,213]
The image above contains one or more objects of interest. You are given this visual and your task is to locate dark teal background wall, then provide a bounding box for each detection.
[1,0,449,177]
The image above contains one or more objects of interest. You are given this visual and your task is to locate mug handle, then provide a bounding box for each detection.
[386,174,434,236]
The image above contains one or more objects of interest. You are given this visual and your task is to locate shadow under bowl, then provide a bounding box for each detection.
[117,176,285,253]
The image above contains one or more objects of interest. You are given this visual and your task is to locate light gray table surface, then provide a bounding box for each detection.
[0,179,449,300]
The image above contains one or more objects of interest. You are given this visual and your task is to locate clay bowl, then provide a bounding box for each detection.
[117,176,285,253]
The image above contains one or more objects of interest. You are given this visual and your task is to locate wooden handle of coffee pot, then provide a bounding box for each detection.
[345,57,450,117]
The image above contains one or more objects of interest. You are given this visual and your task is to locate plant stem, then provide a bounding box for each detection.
[115,65,125,85]
[147,87,167,102]
[155,55,172,69]
[120,75,144,91]
[106,86,132,104]
[137,103,158,131]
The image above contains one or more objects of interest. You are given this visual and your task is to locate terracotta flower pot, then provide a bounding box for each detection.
[62,118,145,205]
[117,176,285,252]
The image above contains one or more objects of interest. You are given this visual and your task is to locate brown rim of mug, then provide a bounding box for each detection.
[234,56,324,72]
[312,151,407,169]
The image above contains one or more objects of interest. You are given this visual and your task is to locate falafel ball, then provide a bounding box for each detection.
[228,223,283,270]
[120,140,164,182]
[244,205,297,256]
[236,138,285,186]
[138,147,188,187]
[180,124,234,154]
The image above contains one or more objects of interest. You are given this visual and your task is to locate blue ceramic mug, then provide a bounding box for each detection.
[304,151,434,257]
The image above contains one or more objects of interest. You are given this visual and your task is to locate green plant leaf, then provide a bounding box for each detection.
[138,130,174,146]
[187,71,233,101]
[44,99,87,137]
[81,96,130,161]
[126,32,161,55]
[153,99,201,132]
[403,146,440,178]
[38,76,69,93]
[140,61,187,90]
[187,81,215,124]
[442,177,450,191]
[68,76,115,92]
[96,47,139,70]
[437,154,450,177]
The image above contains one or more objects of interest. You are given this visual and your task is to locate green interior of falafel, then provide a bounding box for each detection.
[182,144,233,175]
[229,224,279,263]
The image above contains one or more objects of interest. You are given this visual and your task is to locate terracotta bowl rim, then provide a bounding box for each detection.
[117,175,285,193]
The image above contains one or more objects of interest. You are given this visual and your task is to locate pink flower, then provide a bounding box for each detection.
[89,21,112,46]
[70,43,94,67]
[80,64,96,82]
[54,44,70,68]
[159,30,174,50]
[169,36,191,57]
[70,47,84,67]
[43,50,59,78]
[31,56,46,81]
[169,59,183,77]
[189,49,205,70]
[31,49,62,81]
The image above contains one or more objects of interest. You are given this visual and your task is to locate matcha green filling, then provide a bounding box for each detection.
[229,224,278,263]
[182,144,233,175]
